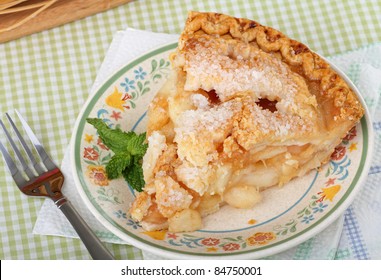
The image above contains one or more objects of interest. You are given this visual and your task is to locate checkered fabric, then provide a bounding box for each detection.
[0,0,380,260]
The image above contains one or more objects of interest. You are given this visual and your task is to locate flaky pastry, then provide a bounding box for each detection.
[130,12,364,232]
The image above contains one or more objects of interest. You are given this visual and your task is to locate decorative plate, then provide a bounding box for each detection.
[71,42,373,259]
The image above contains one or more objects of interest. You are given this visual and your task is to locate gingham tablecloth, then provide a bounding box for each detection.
[1,0,380,260]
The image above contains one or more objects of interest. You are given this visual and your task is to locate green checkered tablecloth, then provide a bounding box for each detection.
[1,0,380,260]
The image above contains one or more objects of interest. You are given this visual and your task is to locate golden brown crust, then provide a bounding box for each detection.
[179,11,364,123]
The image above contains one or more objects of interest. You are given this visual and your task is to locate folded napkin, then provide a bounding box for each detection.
[33,29,381,259]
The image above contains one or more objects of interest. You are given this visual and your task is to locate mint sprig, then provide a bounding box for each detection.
[122,157,145,192]
[86,118,148,192]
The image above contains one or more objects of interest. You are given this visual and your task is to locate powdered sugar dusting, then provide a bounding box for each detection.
[155,178,192,208]
[191,94,210,109]
[182,37,298,107]
[249,102,310,137]
[174,100,235,141]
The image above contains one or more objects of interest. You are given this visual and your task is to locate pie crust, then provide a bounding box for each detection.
[130,12,364,232]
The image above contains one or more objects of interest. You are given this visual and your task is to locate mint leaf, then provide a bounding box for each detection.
[126,132,148,156]
[86,118,135,154]
[122,157,145,192]
[106,153,131,180]
[86,118,147,192]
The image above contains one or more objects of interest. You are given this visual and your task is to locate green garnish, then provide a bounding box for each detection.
[86,118,148,192]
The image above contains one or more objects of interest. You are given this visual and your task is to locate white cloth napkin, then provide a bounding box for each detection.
[33,29,381,259]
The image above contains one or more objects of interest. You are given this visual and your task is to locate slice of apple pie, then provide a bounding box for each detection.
[130,11,364,232]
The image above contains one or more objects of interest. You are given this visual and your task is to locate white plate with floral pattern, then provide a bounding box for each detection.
[71,42,373,259]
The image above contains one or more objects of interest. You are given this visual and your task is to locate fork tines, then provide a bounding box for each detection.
[0,110,57,186]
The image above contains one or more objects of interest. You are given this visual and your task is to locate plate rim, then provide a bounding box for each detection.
[70,41,374,259]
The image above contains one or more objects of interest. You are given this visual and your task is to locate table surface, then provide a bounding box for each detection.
[1,0,380,260]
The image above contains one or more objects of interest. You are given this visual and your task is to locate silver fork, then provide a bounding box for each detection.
[0,110,114,260]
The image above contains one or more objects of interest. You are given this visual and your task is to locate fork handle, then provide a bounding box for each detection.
[57,200,115,260]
